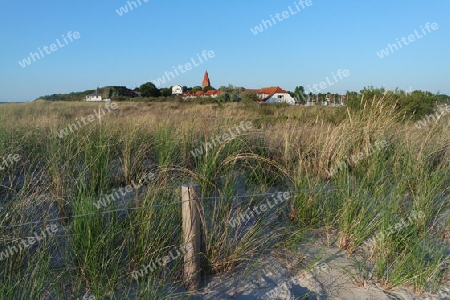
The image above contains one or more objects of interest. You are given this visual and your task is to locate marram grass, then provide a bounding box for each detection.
[0,100,448,298]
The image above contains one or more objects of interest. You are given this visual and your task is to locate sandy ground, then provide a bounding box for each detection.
[19,179,448,299]
[183,241,449,300]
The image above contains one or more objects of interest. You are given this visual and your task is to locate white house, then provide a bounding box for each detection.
[265,92,296,104]
[256,87,296,105]
[172,85,183,95]
[85,93,110,102]
[85,93,102,102]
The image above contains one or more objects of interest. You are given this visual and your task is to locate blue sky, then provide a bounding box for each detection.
[1,0,449,102]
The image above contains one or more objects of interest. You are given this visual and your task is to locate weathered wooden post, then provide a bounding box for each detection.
[181,184,201,291]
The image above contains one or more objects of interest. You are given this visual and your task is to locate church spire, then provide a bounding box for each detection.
[202,70,211,88]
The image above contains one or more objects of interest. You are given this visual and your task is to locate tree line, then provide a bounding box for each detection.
[36,83,448,120]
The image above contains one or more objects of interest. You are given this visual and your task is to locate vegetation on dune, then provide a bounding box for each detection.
[0,98,448,299]
[35,85,449,122]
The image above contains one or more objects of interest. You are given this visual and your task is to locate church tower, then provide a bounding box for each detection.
[202,71,211,88]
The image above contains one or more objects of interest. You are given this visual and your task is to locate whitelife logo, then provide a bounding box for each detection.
[93,171,156,209]
[116,0,149,16]
[0,154,20,171]
[0,224,58,261]
[131,243,193,280]
[376,22,438,58]
[228,192,291,228]
[325,140,388,177]
[250,0,312,35]
[18,31,81,68]
[152,50,215,88]
[190,121,253,158]
[56,102,118,138]
[414,104,450,129]
[263,262,329,299]
[306,69,350,94]
[363,211,424,247]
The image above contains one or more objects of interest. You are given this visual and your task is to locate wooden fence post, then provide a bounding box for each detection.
[181,184,201,291]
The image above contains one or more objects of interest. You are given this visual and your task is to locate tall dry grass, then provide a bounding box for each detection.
[0,99,448,298]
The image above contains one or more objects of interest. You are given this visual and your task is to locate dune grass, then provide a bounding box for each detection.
[0,99,448,298]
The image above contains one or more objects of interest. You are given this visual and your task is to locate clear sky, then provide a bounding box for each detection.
[1,0,449,102]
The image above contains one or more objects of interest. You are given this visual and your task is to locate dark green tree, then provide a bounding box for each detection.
[203,86,215,92]
[397,90,436,120]
[343,91,360,109]
[140,82,161,97]
[191,86,203,93]
[242,92,259,104]
[160,88,172,97]
[294,86,305,103]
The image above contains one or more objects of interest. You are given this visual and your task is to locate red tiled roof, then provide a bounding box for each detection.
[182,90,221,98]
[182,86,288,100]
[204,90,221,96]
[257,86,287,95]
[245,86,288,101]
